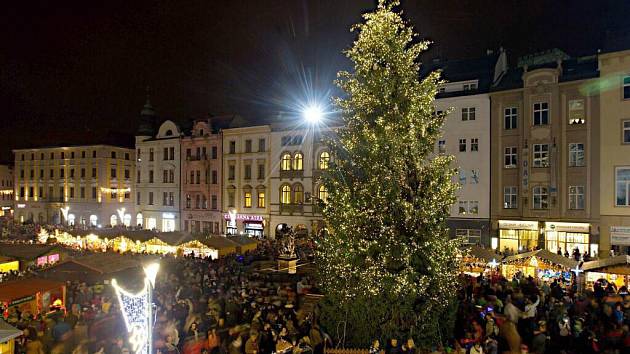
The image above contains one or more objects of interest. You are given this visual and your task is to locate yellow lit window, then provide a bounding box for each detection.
[294,184,304,204]
[281,185,291,204]
[319,151,330,170]
[281,153,292,171]
[293,152,303,171]
[244,191,252,208]
[318,185,328,202]
[257,191,265,208]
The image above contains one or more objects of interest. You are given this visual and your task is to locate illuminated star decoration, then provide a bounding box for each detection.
[488,258,499,269]
[571,264,583,276]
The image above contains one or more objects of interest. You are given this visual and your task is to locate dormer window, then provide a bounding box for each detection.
[199,129,204,136]
[463,83,477,91]
[165,130,173,136]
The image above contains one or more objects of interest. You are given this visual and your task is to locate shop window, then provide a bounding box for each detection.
[532,186,549,209]
[533,144,549,167]
[568,143,585,167]
[569,186,585,210]
[615,167,630,206]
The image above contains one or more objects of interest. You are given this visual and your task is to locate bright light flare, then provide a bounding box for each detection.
[303,104,324,124]
[143,262,160,287]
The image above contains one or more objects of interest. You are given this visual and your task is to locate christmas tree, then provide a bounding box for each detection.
[316,0,460,347]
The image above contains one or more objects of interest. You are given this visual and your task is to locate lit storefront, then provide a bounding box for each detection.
[0,278,66,318]
[498,220,540,253]
[544,222,594,256]
[224,212,265,237]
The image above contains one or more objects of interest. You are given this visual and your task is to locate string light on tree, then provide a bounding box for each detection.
[112,263,159,354]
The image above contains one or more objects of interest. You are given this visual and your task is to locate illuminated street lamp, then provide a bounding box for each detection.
[112,262,160,354]
[303,104,323,124]
[60,207,70,225]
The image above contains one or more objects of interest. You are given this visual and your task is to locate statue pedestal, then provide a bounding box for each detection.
[277,256,299,274]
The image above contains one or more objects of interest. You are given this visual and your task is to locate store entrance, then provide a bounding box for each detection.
[499,229,539,253]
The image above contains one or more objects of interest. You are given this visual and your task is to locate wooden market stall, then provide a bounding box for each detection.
[228,235,260,254]
[461,246,502,275]
[0,320,22,354]
[501,249,577,279]
[0,278,66,318]
[581,255,630,289]
[0,244,67,270]
[201,236,240,258]
[37,253,143,284]
[0,256,19,274]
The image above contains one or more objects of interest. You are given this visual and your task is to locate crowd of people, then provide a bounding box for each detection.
[452,271,630,353]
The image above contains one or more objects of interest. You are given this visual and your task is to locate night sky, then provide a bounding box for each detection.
[1,0,628,162]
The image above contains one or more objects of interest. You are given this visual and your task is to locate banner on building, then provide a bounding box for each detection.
[610,226,630,246]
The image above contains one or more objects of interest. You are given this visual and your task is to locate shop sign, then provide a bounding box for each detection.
[610,226,630,246]
[1,206,11,210]
[499,220,538,231]
[522,149,529,195]
[244,223,264,230]
[9,295,35,307]
[545,222,590,233]
[223,213,264,222]
[16,204,26,208]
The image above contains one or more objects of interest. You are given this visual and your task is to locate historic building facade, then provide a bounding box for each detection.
[13,145,135,226]
[222,125,271,237]
[490,49,600,256]
[598,49,630,256]
[180,119,223,234]
[135,120,182,231]
[0,165,14,217]
[268,126,331,238]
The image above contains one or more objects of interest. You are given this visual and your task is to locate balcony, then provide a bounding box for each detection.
[279,170,304,179]
[280,203,304,214]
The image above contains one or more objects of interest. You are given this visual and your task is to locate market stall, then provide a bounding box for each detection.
[202,236,240,258]
[0,320,22,354]
[501,249,577,280]
[228,235,260,254]
[581,255,630,289]
[37,253,144,284]
[0,256,18,274]
[460,246,502,276]
[178,240,219,259]
[0,244,66,270]
[144,237,177,255]
[0,278,66,318]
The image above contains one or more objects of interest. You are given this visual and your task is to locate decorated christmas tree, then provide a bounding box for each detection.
[316,0,460,347]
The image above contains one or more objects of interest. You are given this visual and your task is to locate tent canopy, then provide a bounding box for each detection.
[582,255,630,275]
[502,249,578,269]
[0,320,22,342]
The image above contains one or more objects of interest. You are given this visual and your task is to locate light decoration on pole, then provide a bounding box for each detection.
[117,208,126,223]
[112,262,159,354]
[571,264,583,277]
[60,207,70,224]
[488,258,499,269]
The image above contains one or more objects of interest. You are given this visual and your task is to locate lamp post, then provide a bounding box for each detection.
[112,262,160,354]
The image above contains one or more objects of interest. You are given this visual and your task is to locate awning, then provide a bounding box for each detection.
[502,249,578,269]
[0,319,22,342]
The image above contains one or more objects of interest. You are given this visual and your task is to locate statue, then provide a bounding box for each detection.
[279,227,297,259]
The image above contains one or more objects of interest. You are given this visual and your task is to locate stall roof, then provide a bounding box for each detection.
[37,254,143,283]
[68,229,156,242]
[156,232,194,246]
[228,236,259,246]
[199,236,240,250]
[464,246,502,263]
[582,255,630,273]
[0,278,65,303]
[0,244,61,261]
[0,319,22,342]
[0,255,16,263]
[502,249,578,269]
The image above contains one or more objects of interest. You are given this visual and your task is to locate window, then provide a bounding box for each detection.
[137,170,141,183]
[532,186,549,209]
[470,138,479,152]
[533,102,549,125]
[186,194,192,208]
[458,201,468,215]
[39,187,44,198]
[149,148,154,161]
[504,186,518,209]
[92,168,97,178]
[163,170,168,183]
[258,164,265,179]
[616,167,630,206]
[189,171,194,184]
[81,168,85,178]
[124,169,130,179]
[470,169,479,184]
[196,170,200,184]
[281,185,291,204]
[92,187,97,199]
[244,191,252,207]
[110,190,116,199]
[30,170,34,179]
[50,152,54,159]
[318,185,328,202]
[111,168,116,178]
[463,83,477,91]
[69,187,74,198]
[211,195,218,209]
[49,169,55,178]
[20,169,24,178]
[228,165,235,180]
[202,147,206,158]
[211,146,217,159]
[69,169,74,178]
[568,143,585,167]
[169,147,175,160]
[281,153,292,171]
[80,187,85,199]
[504,107,517,130]
[163,192,168,206]
[229,141,236,154]
[294,184,304,204]
[169,170,174,183]
[319,151,330,169]
[461,107,476,121]
[61,152,65,159]
[456,229,482,245]
[293,152,303,171]
[459,139,466,152]
[245,140,252,153]
[228,189,235,207]
[438,140,446,154]
[136,149,140,161]
[569,186,585,210]
[469,201,479,214]
[244,165,252,179]
[624,75,630,99]
[257,191,265,208]
[186,149,192,159]
[149,192,154,205]
[258,138,266,152]
[623,121,630,144]
[533,144,549,167]
[19,187,24,198]
[568,99,585,124]
[212,170,218,184]
[111,151,116,159]
[39,169,43,178]
[92,150,96,158]
[60,169,65,178]
[149,170,154,183]
[163,147,168,161]
[137,192,141,205]
[458,170,466,184]
[58,187,63,199]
